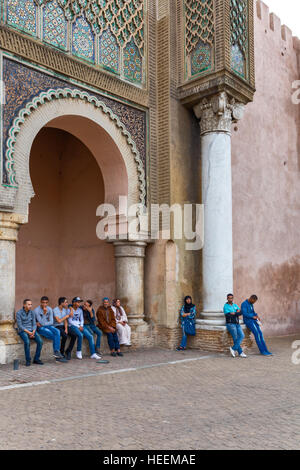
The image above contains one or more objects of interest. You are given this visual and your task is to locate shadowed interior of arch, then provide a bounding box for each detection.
[15,126,118,309]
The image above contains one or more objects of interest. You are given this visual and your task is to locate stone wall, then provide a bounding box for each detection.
[231,0,300,336]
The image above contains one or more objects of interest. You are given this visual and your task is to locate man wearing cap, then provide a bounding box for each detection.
[34,296,66,362]
[96,298,123,357]
[68,297,101,360]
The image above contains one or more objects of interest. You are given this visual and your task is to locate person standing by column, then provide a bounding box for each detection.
[34,296,66,361]
[96,298,123,357]
[223,294,247,358]
[176,296,196,351]
[241,295,272,356]
[16,299,43,366]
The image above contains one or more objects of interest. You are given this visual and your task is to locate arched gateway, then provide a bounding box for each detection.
[0,93,149,364]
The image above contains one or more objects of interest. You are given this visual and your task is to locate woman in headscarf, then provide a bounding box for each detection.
[176,295,196,351]
[111,299,131,346]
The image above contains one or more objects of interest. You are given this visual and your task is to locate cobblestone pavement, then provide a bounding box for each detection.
[0,335,299,450]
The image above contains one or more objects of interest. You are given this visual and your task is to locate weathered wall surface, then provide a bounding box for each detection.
[16,128,115,310]
[231,1,300,335]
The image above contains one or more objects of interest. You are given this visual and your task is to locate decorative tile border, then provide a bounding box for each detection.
[1,56,147,204]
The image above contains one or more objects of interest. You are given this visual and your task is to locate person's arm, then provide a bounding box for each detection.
[16,311,25,332]
[32,312,37,332]
[96,309,110,331]
[43,309,54,327]
[241,302,256,320]
[80,309,84,328]
[188,306,196,319]
[111,312,116,329]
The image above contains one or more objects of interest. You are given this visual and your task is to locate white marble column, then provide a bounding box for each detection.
[193,92,244,328]
[113,241,147,329]
[0,212,26,363]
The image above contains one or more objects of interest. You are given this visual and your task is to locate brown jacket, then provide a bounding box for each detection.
[96,306,116,333]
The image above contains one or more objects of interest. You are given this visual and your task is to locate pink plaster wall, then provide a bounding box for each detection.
[15,128,115,310]
[231,1,300,335]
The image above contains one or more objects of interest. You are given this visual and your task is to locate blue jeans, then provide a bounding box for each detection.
[84,324,102,349]
[244,320,270,354]
[107,331,120,351]
[180,325,187,349]
[82,325,96,355]
[38,326,61,352]
[226,323,245,355]
[18,331,43,362]
[68,325,83,352]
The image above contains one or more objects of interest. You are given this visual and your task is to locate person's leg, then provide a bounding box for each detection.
[48,326,61,352]
[226,324,238,352]
[89,324,102,350]
[245,320,268,354]
[57,326,67,354]
[253,322,271,354]
[33,332,43,361]
[179,325,187,349]
[19,331,31,362]
[235,324,245,355]
[65,330,77,355]
[113,331,121,351]
[68,326,83,352]
[106,333,115,351]
[38,327,56,352]
[83,326,96,355]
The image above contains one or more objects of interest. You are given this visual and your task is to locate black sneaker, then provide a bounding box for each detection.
[111,352,117,357]
[33,359,44,365]
[53,350,64,359]
[65,351,71,360]
[117,352,123,357]
[26,361,31,367]
[56,357,68,363]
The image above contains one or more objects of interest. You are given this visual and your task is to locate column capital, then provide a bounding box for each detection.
[0,212,27,242]
[193,92,245,136]
[113,241,147,259]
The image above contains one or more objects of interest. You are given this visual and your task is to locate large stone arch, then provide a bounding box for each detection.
[6,88,146,215]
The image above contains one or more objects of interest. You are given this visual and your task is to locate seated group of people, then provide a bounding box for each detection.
[16,296,131,366]
[177,294,272,357]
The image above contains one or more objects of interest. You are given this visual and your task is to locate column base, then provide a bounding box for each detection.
[0,322,23,364]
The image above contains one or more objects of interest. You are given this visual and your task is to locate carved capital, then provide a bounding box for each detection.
[193,92,245,135]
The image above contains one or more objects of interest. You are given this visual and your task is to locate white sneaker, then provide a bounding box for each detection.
[229,347,236,358]
[91,353,102,359]
[240,352,247,358]
[76,351,82,360]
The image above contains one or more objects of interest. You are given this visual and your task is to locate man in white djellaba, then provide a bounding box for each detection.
[111,299,131,346]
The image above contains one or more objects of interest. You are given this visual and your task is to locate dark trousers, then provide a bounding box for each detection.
[18,331,43,362]
[107,331,120,351]
[55,325,76,354]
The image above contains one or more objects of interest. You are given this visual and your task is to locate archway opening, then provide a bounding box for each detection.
[16,126,115,308]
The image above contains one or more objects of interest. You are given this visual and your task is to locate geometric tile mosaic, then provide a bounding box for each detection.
[43,0,68,50]
[6,0,37,36]
[3,0,146,85]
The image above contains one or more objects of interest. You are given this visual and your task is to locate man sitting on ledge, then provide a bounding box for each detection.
[16,299,44,367]
[34,296,66,362]
[96,298,123,357]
